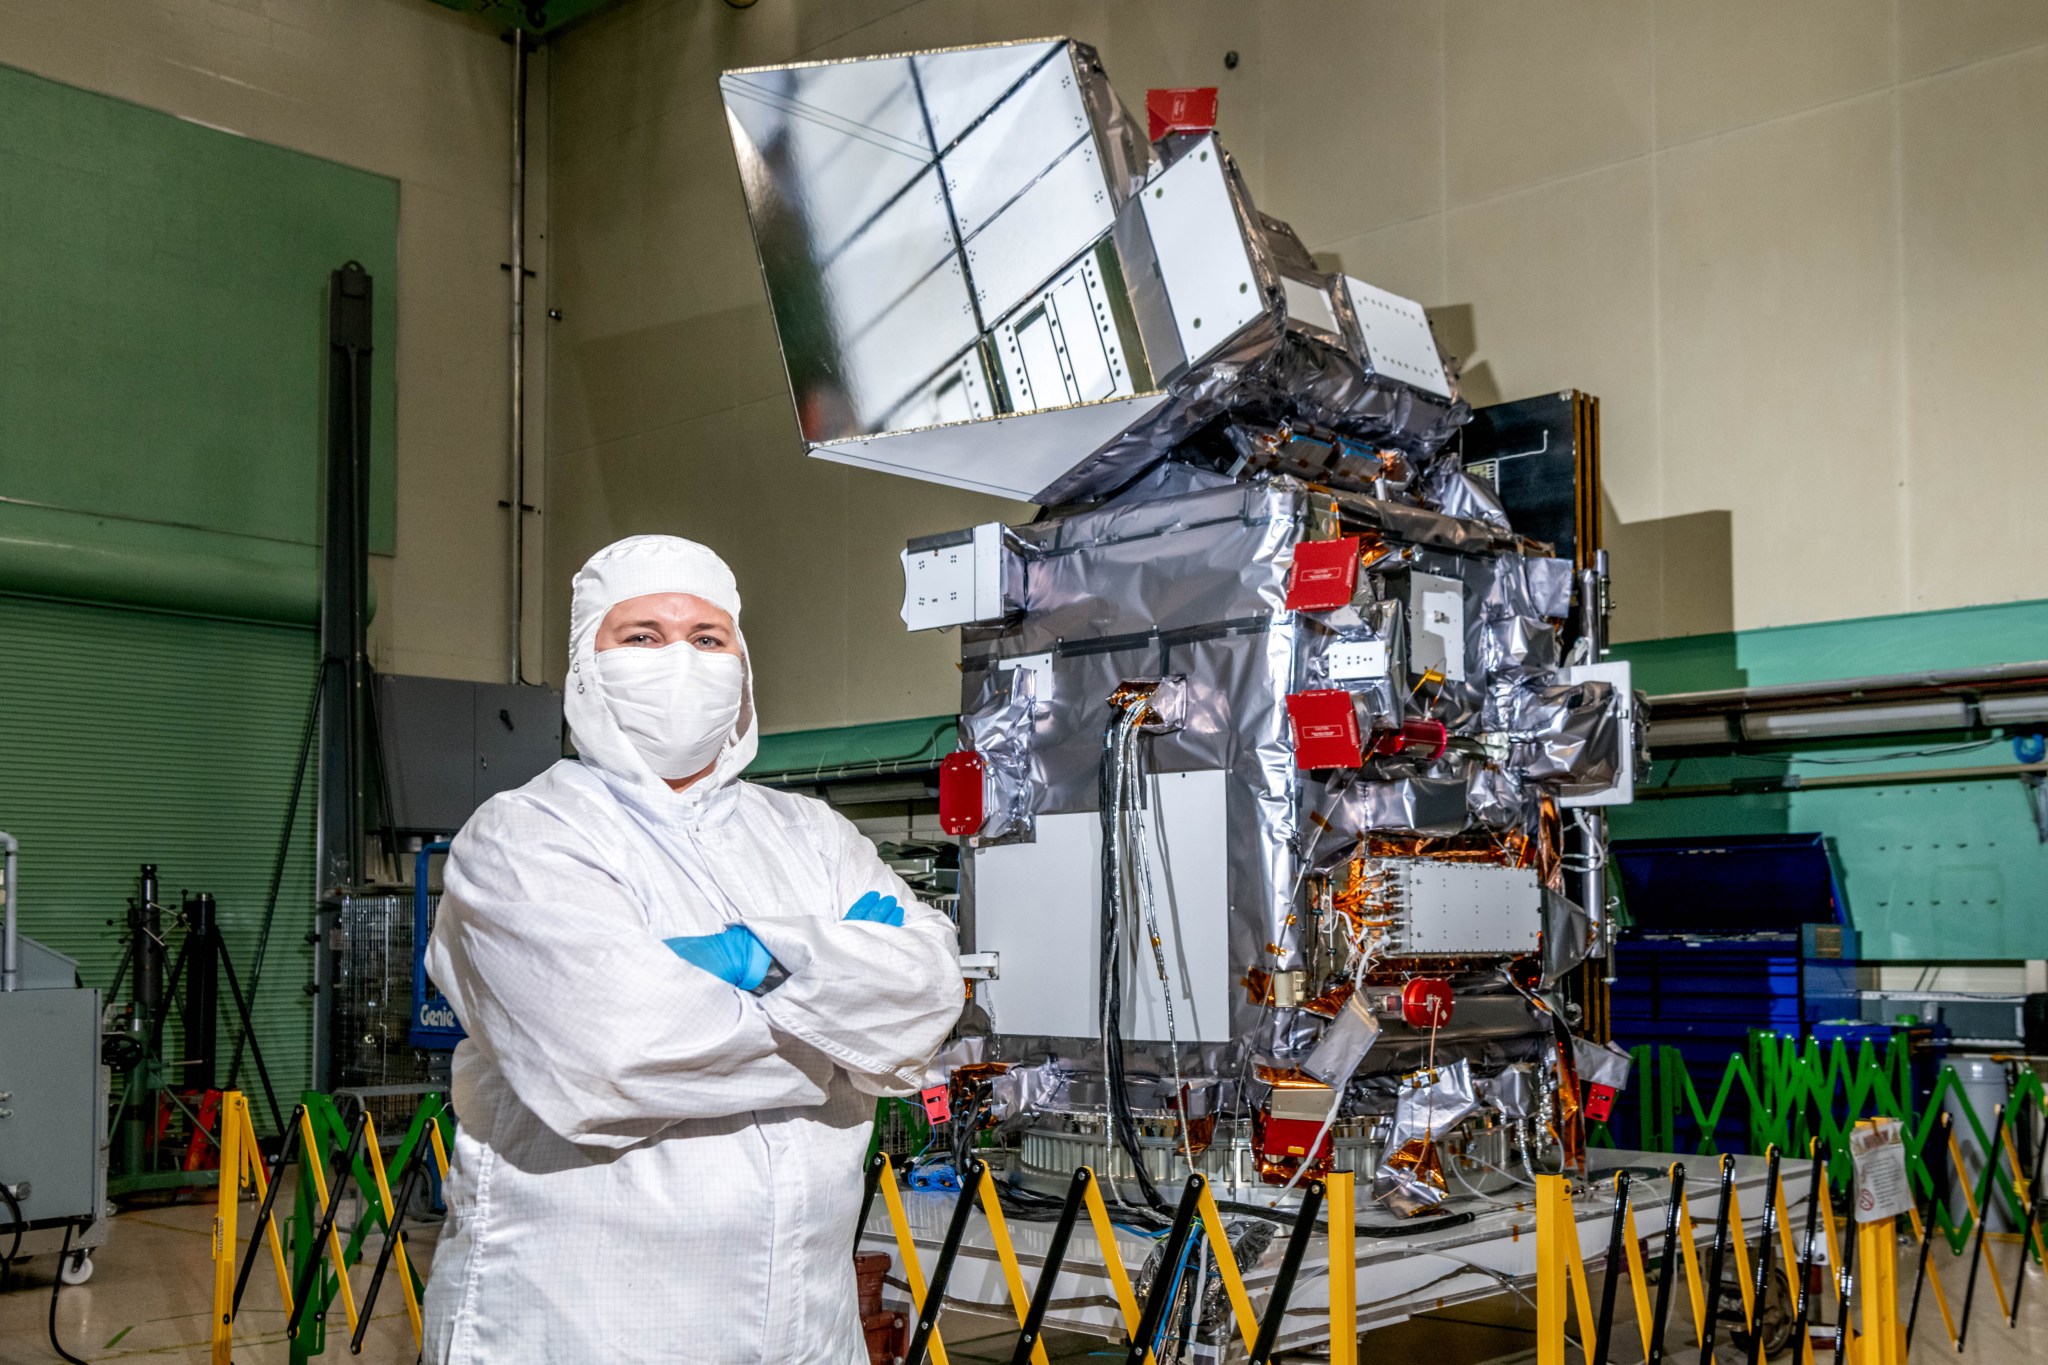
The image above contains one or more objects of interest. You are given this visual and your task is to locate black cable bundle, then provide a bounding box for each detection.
[949,1077,995,1176]
[48,1223,90,1365]
[0,1179,23,1290]
[1098,707,1164,1210]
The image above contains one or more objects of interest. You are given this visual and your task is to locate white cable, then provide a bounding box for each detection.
[1099,704,1148,1207]
[1460,1150,1537,1193]
[1099,802,1125,1208]
[1558,809,1608,874]
[1125,715,1195,1179]
[1446,1150,1531,1205]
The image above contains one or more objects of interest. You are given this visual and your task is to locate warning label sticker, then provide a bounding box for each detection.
[1850,1118,1913,1223]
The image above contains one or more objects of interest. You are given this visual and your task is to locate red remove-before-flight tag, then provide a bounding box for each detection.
[1146,87,1219,142]
[1285,690,1363,769]
[919,1084,952,1124]
[1285,537,1360,612]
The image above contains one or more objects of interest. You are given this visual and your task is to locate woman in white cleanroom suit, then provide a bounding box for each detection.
[421,535,963,1363]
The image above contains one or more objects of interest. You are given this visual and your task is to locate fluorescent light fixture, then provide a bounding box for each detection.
[1646,715,1736,748]
[1739,699,1971,742]
[1977,693,2048,727]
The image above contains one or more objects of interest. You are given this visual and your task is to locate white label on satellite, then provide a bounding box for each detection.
[1421,588,1467,682]
[1327,640,1390,682]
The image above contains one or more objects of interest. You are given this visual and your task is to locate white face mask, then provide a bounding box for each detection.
[594,643,745,781]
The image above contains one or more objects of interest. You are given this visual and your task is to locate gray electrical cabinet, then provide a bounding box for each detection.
[0,937,110,1277]
[377,677,563,834]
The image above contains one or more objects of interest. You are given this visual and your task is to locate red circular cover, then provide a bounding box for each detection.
[1400,977,1454,1029]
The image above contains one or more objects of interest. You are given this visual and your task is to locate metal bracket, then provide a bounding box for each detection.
[2022,772,2047,844]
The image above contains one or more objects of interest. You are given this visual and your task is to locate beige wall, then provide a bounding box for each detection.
[545,0,2048,730]
[0,0,544,684]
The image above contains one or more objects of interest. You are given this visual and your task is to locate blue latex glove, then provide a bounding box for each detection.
[664,925,773,991]
[842,890,904,927]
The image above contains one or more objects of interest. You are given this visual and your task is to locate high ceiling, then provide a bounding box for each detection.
[426,0,639,38]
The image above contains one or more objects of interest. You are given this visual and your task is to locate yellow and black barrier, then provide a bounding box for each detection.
[862,1153,1362,1365]
[1536,1111,2044,1363]
[207,1089,451,1362]
[1535,1147,1874,1365]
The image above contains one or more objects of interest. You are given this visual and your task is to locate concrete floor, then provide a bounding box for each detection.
[2,1190,437,1365]
[6,1196,2048,1363]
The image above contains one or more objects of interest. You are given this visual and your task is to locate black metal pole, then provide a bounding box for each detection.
[1906,1112,1951,1343]
[1744,1148,1781,1365]
[182,893,220,1091]
[1009,1170,1093,1365]
[232,1104,306,1316]
[1247,1180,1325,1365]
[287,1110,368,1337]
[1791,1148,1826,1360]
[110,924,194,1157]
[1591,1172,1631,1365]
[351,1143,427,1354]
[215,927,284,1134]
[1124,1175,1206,1365]
[136,866,164,1023]
[904,1160,988,1365]
[855,1149,885,1244]
[1646,1163,1686,1365]
[1831,1174,1858,1365]
[315,261,375,1095]
[1955,1103,2005,1353]
[1697,1155,1737,1365]
[231,660,325,1089]
[122,865,164,1173]
[2008,1096,2046,1328]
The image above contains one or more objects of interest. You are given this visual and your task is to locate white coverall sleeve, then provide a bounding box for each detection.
[743,809,963,1095]
[428,798,831,1149]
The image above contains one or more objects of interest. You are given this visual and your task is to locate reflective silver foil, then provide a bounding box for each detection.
[1299,599,1404,729]
[1301,992,1382,1087]
[723,38,1468,507]
[1541,888,1593,986]
[1488,676,1622,790]
[1482,1062,1537,1121]
[1030,143,1467,505]
[1311,765,1475,843]
[1372,1059,1479,1216]
[961,475,1303,1051]
[958,465,1604,1090]
[1422,457,1511,530]
[990,1058,1066,1120]
[731,33,1625,1204]
[1466,760,1528,830]
[1573,1038,1634,1092]
[959,667,1039,844]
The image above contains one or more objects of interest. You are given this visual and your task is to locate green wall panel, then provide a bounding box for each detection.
[0,61,399,615]
[747,715,957,783]
[0,595,317,1124]
[1612,599,2048,961]
[1617,598,2048,694]
[0,500,322,625]
[1611,769,2043,960]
